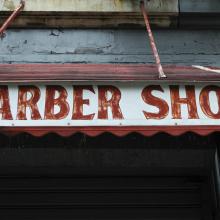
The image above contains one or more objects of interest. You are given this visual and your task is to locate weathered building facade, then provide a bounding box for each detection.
[0,0,220,219]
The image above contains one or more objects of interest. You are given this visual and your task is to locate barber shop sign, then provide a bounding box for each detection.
[0,83,220,127]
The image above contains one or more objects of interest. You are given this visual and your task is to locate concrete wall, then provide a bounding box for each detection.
[1,29,220,66]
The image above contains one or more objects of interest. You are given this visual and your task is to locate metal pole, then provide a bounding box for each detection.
[140,1,166,78]
[0,0,25,37]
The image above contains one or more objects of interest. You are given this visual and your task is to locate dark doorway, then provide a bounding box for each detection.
[0,133,218,219]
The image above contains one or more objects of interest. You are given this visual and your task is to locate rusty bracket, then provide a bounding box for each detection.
[140,1,166,79]
[0,0,25,38]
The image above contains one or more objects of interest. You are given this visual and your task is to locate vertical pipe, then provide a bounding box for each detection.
[140,1,166,78]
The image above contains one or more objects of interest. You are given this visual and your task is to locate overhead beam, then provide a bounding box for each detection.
[0,0,178,28]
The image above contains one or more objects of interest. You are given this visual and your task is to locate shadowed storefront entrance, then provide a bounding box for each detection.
[0,132,218,219]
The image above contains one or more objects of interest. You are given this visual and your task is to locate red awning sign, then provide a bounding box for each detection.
[0,64,220,136]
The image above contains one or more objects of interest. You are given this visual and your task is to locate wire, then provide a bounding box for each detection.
[140,0,166,78]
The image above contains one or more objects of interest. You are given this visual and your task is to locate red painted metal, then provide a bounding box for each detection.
[0,126,219,137]
[0,0,25,37]
[0,64,219,82]
[140,1,166,79]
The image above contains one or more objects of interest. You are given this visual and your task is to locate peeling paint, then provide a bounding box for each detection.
[74,47,104,55]
[2,29,219,66]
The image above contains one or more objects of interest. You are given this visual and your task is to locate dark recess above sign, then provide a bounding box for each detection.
[179,0,220,28]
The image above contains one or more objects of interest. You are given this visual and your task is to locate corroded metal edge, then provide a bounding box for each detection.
[0,126,220,137]
[0,64,220,83]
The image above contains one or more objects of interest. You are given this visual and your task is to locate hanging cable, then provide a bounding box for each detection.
[140,0,166,78]
[0,0,25,38]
